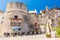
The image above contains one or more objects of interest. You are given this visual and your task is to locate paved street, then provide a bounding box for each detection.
[0,35,59,40]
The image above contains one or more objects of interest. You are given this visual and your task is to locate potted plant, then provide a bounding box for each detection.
[46,33,51,38]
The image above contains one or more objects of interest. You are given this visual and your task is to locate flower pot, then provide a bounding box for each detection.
[46,33,51,38]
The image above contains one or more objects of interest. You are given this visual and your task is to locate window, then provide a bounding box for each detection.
[52,19,54,22]
[14,15,18,19]
[4,33,10,37]
[10,22,21,27]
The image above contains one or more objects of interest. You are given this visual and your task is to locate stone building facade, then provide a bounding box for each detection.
[0,2,59,37]
[0,2,39,37]
[38,6,58,33]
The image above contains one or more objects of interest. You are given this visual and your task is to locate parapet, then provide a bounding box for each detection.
[6,2,27,12]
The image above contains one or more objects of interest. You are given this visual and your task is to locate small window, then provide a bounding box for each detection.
[52,19,54,22]
[18,28,21,30]
[14,15,18,19]
[14,33,17,35]
[4,33,10,37]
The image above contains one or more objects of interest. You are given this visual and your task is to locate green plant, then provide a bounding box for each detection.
[51,27,55,31]
[55,26,60,37]
[46,33,51,38]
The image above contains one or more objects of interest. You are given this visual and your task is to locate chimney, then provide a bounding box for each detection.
[35,9,37,13]
[40,10,42,13]
[46,6,48,12]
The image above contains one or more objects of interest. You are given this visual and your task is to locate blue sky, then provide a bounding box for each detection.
[0,0,60,13]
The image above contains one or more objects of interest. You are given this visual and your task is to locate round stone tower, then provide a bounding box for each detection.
[1,2,29,37]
